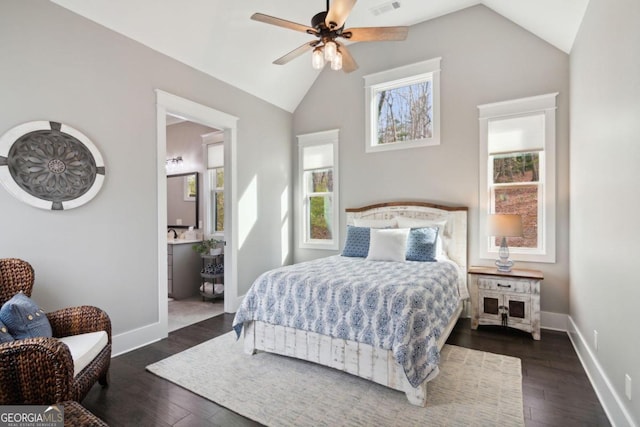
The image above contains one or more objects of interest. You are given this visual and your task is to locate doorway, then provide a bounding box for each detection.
[166,118,224,331]
[156,90,238,336]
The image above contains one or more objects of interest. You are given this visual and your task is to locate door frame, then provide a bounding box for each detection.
[156,90,238,335]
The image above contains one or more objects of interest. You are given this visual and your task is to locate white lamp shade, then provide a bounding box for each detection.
[488,214,523,237]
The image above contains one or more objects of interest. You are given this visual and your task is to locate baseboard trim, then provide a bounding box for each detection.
[567,316,636,427]
[112,321,166,357]
[540,311,568,331]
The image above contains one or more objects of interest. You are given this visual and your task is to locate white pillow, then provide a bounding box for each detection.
[353,217,397,228]
[366,228,410,262]
[395,217,448,257]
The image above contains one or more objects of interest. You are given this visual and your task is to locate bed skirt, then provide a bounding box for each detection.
[242,303,463,406]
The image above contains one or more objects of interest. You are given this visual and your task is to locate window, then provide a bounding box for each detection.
[478,93,557,263]
[207,142,224,235]
[364,57,440,153]
[298,130,339,250]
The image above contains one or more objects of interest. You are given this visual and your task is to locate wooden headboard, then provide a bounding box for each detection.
[345,201,468,274]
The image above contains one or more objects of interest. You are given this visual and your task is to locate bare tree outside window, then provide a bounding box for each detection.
[365,58,441,153]
[375,80,433,145]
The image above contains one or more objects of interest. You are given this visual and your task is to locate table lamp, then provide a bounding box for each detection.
[489,214,523,272]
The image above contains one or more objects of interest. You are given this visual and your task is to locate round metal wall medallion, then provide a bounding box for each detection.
[0,121,105,210]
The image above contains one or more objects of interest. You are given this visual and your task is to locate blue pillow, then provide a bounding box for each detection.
[0,319,15,344]
[0,292,52,339]
[342,226,371,257]
[406,227,439,262]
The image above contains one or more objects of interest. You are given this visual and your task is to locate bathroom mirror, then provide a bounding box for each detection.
[167,172,199,229]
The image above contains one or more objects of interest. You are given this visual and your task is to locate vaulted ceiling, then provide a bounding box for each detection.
[50,0,589,112]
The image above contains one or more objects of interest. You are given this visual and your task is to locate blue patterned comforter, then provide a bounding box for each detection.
[232,255,463,387]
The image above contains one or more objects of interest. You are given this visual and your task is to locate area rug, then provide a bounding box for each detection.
[146,332,524,426]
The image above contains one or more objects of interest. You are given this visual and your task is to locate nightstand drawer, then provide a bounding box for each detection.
[478,277,531,294]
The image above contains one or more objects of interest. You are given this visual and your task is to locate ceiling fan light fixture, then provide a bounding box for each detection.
[331,50,343,71]
[312,47,325,69]
[324,40,337,61]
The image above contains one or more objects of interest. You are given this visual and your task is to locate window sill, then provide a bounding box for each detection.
[299,242,339,251]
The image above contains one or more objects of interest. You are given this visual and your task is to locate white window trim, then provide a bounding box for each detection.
[478,93,558,263]
[202,132,224,238]
[364,57,441,153]
[208,166,224,236]
[297,129,339,250]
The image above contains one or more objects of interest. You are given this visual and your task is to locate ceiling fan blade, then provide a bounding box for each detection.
[273,41,319,65]
[336,42,358,73]
[342,26,409,42]
[325,0,357,30]
[251,13,317,35]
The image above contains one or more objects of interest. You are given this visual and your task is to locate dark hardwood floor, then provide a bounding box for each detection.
[81,315,610,426]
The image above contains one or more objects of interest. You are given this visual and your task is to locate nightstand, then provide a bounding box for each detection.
[468,266,543,340]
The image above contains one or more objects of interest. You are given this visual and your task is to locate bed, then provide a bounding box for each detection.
[233,201,468,406]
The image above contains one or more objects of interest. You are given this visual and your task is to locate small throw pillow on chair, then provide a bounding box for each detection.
[0,292,53,339]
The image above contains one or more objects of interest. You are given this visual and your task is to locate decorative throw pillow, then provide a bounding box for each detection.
[0,292,52,339]
[396,217,448,257]
[342,226,371,257]
[406,227,439,262]
[366,228,410,262]
[0,319,15,344]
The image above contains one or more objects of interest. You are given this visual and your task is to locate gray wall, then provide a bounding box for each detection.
[0,1,292,341]
[293,5,571,315]
[570,0,640,423]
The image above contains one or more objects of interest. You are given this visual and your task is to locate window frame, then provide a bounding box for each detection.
[203,135,224,238]
[297,129,339,250]
[364,57,441,153]
[208,166,224,235]
[478,93,558,263]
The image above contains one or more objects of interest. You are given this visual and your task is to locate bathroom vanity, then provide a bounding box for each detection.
[167,239,201,299]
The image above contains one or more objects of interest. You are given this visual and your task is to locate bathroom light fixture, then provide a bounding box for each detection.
[488,214,523,272]
[166,156,183,173]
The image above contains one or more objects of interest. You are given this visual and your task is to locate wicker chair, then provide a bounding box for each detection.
[0,258,111,404]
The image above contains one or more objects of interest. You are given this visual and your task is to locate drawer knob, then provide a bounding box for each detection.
[497,283,511,288]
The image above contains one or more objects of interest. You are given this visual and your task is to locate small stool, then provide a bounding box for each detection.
[61,401,108,427]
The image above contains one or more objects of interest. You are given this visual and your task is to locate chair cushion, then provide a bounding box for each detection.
[0,319,14,343]
[58,331,108,377]
[0,292,52,339]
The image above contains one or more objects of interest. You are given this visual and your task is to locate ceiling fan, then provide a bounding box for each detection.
[252,0,409,73]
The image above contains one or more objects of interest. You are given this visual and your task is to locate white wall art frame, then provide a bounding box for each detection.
[0,121,105,210]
